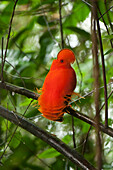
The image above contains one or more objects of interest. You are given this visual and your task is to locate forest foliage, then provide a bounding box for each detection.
[0,0,113,169]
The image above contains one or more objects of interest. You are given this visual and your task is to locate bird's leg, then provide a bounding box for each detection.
[72,92,85,99]
[36,87,42,95]
[32,88,42,108]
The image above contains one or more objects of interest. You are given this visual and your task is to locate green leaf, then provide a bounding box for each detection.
[9,17,36,48]
[37,16,47,26]
[37,29,57,66]
[62,135,72,144]
[25,108,39,118]
[66,26,90,40]
[64,1,90,27]
[104,48,113,55]
[17,0,30,5]
[37,15,55,27]
[103,34,113,40]
[98,0,113,24]
[82,122,90,133]
[38,148,60,158]
[0,19,9,36]
[0,2,14,24]
[9,131,22,149]
[0,0,12,1]
[73,2,90,22]
[19,98,33,107]
[103,164,113,169]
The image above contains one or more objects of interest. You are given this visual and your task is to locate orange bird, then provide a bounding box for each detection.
[38,49,77,121]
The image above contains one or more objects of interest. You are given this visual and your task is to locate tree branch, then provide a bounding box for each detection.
[0,81,38,100]
[0,106,96,170]
[65,107,113,137]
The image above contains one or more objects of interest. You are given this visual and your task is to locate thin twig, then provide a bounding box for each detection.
[0,127,17,161]
[3,70,43,81]
[72,116,78,170]
[83,0,113,29]
[75,56,83,93]
[97,7,113,48]
[72,116,76,148]
[40,0,59,46]
[104,0,113,32]
[82,88,113,155]
[2,0,18,78]
[59,0,64,49]
[98,5,113,20]
[1,37,4,82]
[99,90,113,113]
[4,103,9,155]
[0,99,33,161]
[82,125,92,155]
[97,19,108,128]
[5,60,25,88]
[18,136,52,168]
[70,82,112,104]
[8,92,17,111]
[82,0,92,7]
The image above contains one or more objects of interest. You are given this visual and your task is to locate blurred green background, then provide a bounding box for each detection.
[0,0,113,169]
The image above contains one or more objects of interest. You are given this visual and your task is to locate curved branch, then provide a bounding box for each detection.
[0,81,38,100]
[0,106,96,170]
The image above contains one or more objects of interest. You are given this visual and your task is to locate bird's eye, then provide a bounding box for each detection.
[60,59,64,63]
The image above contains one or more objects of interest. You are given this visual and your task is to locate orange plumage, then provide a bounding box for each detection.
[38,49,77,121]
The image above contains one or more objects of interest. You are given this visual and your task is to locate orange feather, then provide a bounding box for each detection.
[38,49,77,121]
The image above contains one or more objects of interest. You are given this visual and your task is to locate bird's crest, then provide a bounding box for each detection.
[57,49,75,64]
